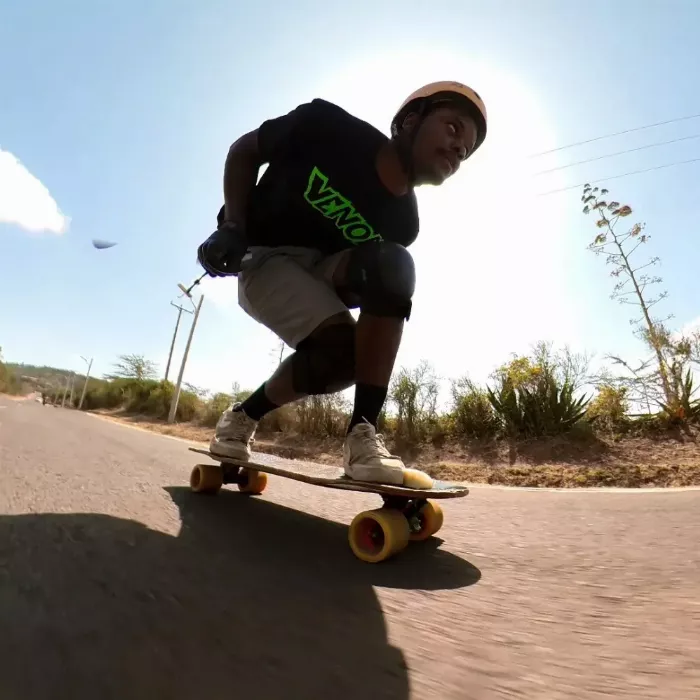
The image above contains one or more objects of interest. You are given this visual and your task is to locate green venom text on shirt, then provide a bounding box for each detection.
[303,166,382,244]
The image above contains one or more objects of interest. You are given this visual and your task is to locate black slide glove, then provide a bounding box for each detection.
[197,222,248,277]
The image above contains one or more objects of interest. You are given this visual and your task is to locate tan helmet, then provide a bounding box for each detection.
[391,81,488,153]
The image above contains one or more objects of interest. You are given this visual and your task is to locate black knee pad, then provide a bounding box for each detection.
[344,241,415,320]
[291,323,356,395]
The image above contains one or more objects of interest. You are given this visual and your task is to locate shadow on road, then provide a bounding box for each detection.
[0,487,480,700]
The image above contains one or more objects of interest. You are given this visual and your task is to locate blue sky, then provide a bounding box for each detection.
[1,0,699,397]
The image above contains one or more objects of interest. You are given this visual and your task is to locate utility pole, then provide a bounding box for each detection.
[77,356,93,410]
[168,293,204,423]
[165,302,193,382]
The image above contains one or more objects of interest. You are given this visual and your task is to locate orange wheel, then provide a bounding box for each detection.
[409,501,444,541]
[190,464,223,494]
[348,509,410,563]
[238,468,268,495]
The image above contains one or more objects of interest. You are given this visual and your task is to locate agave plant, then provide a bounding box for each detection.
[487,374,590,437]
[659,367,700,422]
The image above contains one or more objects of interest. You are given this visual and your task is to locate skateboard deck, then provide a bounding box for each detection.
[188,447,469,499]
[187,446,468,563]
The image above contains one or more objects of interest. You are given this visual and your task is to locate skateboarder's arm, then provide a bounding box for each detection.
[222,129,263,228]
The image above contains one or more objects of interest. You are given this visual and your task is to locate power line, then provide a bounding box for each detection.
[534,133,700,175]
[529,112,700,158]
[536,156,700,197]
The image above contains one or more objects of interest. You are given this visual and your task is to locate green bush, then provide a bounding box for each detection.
[389,361,439,443]
[79,377,201,422]
[0,347,21,394]
[199,392,234,428]
[0,364,21,394]
[258,403,300,434]
[172,389,200,422]
[450,377,500,440]
[295,394,350,438]
[129,380,199,422]
[121,379,157,413]
[587,384,629,431]
[425,414,451,447]
[79,378,130,409]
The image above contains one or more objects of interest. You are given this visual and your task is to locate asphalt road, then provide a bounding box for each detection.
[0,395,698,699]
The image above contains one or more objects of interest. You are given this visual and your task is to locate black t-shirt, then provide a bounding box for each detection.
[219,99,418,254]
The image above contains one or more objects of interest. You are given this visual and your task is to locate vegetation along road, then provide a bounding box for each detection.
[0,394,698,699]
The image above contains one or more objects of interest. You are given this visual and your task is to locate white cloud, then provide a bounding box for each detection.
[0,147,69,234]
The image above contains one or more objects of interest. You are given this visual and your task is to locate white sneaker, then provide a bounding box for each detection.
[209,403,257,461]
[343,422,433,489]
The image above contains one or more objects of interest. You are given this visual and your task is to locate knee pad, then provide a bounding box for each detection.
[344,241,415,320]
[291,323,356,395]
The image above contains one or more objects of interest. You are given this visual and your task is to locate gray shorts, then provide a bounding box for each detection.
[237,246,352,349]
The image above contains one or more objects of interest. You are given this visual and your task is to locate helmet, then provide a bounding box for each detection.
[390,81,488,154]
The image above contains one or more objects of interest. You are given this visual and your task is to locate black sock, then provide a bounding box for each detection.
[347,383,388,433]
[235,384,279,422]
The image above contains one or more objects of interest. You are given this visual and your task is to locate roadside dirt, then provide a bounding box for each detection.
[89,409,700,488]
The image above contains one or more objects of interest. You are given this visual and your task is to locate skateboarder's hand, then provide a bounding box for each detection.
[197,222,247,277]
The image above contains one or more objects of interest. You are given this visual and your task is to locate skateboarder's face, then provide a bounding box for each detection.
[410,106,478,186]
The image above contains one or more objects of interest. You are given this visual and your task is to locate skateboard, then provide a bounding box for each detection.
[188,447,469,564]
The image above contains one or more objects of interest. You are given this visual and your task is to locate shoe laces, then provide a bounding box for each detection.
[220,409,256,442]
[355,422,391,457]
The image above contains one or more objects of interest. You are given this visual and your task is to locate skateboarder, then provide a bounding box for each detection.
[197,81,488,488]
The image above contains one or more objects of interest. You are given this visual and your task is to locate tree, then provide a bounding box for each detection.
[493,342,591,393]
[581,184,695,416]
[231,381,252,403]
[108,354,158,381]
[184,382,210,400]
[389,360,440,441]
